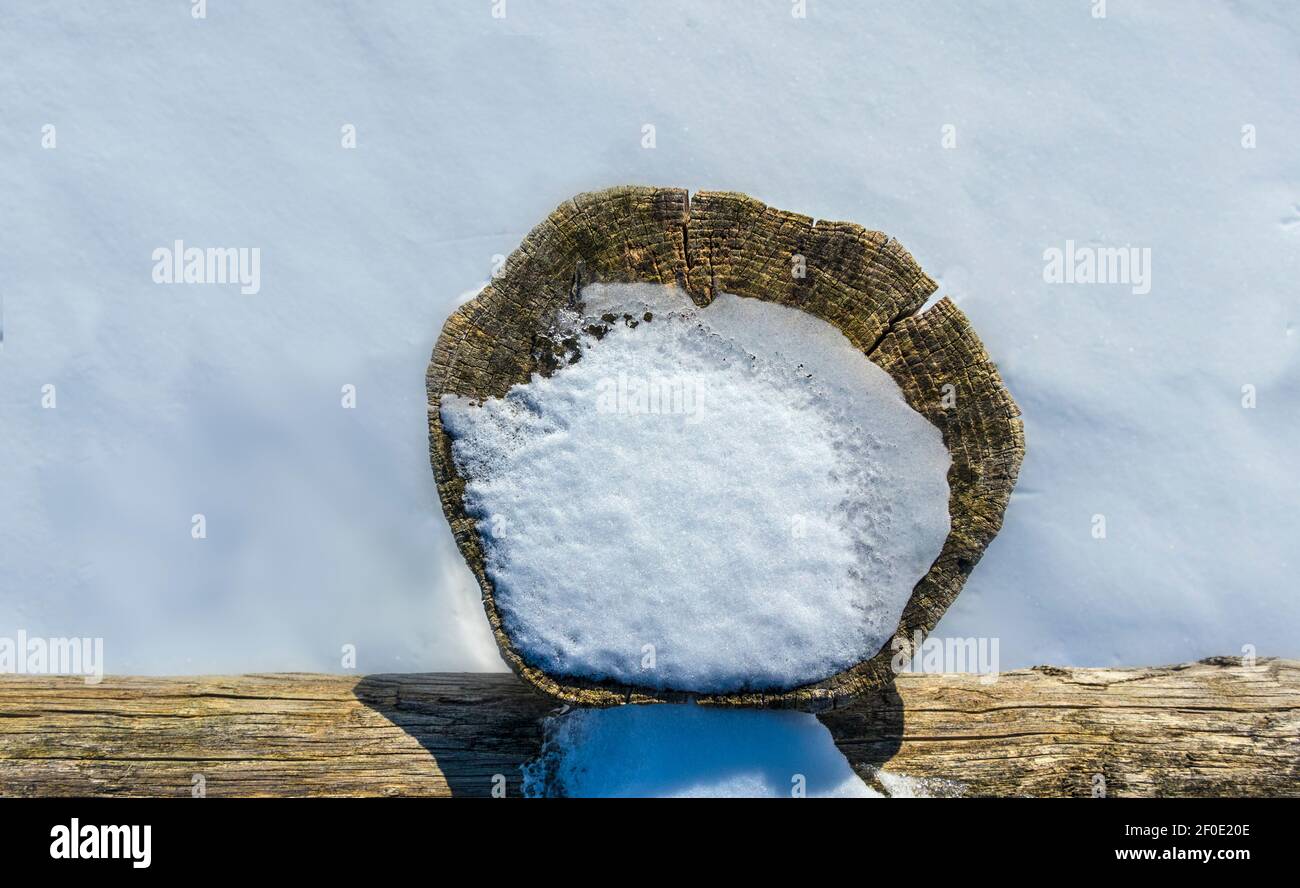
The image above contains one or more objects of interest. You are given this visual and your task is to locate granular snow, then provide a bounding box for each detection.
[441,283,949,692]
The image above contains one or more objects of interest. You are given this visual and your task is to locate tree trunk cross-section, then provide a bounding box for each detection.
[427,186,1025,709]
[0,659,1293,797]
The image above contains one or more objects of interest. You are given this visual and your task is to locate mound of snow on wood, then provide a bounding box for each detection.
[442,284,949,692]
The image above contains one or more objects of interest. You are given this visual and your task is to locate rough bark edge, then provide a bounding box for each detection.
[426,186,1025,709]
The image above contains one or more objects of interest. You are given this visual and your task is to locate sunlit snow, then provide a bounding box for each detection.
[443,284,949,691]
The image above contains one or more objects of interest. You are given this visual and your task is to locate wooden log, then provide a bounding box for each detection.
[426,186,1025,709]
[821,657,1299,798]
[0,658,1294,797]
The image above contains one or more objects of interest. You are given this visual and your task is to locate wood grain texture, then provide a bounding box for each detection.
[823,657,1299,798]
[426,186,1026,708]
[0,673,554,798]
[0,659,1293,797]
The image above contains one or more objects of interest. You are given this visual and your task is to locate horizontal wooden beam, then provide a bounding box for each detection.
[0,658,1294,797]
[821,657,1298,798]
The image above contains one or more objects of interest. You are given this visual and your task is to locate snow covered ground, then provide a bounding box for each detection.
[2,1,1296,687]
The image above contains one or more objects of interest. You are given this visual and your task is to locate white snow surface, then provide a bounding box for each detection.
[1,2,1297,677]
[522,704,878,798]
[441,284,950,692]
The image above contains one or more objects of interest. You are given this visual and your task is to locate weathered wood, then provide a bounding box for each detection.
[0,673,554,798]
[426,186,1025,708]
[0,659,1293,797]
[822,657,1299,798]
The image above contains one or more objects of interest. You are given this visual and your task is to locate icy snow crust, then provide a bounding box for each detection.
[441,284,950,692]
